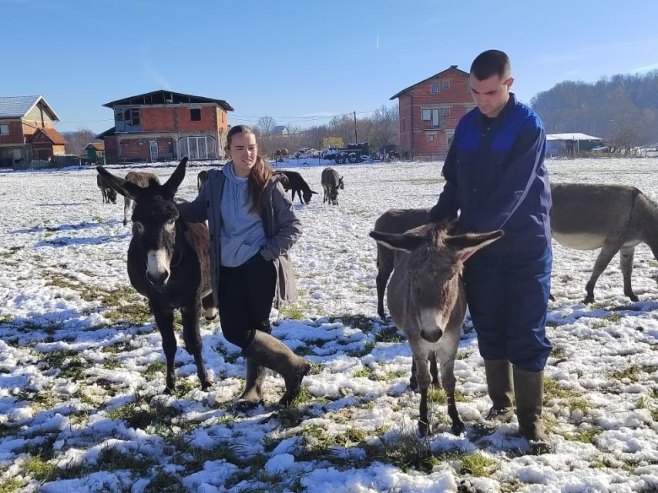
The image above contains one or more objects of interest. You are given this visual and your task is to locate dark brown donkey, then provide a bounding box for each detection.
[97,158,217,393]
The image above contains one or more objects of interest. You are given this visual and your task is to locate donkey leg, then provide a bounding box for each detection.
[429,351,440,387]
[375,249,394,319]
[585,241,621,303]
[123,197,132,226]
[413,354,432,436]
[409,358,418,390]
[439,357,464,435]
[151,303,177,393]
[620,246,638,301]
[181,303,210,390]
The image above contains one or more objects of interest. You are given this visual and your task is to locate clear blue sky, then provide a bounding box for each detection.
[4,0,658,134]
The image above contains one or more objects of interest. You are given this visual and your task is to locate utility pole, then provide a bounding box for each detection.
[353,111,358,143]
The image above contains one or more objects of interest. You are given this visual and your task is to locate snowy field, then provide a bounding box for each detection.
[0,157,657,492]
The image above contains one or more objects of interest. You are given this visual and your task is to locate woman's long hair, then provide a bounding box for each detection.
[225,125,273,214]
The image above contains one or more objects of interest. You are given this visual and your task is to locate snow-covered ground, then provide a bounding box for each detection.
[0,158,657,492]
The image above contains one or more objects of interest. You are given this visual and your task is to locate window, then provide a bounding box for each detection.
[442,80,451,90]
[0,124,8,135]
[431,82,440,94]
[130,108,140,125]
[421,108,442,127]
[428,132,436,142]
[190,108,201,121]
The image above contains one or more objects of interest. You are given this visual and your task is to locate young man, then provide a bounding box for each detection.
[430,50,552,442]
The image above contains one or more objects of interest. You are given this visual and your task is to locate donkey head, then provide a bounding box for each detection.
[97,158,188,291]
[370,223,503,342]
[338,176,344,190]
[302,189,319,204]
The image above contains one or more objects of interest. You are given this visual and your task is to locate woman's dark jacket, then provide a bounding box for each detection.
[178,167,302,307]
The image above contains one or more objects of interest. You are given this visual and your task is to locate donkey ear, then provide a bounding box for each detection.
[96,166,142,201]
[163,157,188,198]
[311,190,319,194]
[370,230,426,252]
[446,230,504,263]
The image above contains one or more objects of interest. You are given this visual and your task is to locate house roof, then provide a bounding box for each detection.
[272,126,288,132]
[29,127,68,145]
[546,133,602,141]
[96,127,116,139]
[103,90,234,111]
[0,95,60,120]
[84,142,105,151]
[390,65,470,100]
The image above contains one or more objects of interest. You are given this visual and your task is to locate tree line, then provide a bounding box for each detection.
[531,71,658,150]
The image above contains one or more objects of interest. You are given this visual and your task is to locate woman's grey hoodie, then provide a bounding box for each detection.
[178,164,302,307]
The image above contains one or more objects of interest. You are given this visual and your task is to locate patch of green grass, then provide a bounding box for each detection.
[173,378,198,397]
[544,377,581,401]
[564,396,590,414]
[347,341,375,358]
[365,432,436,473]
[96,447,156,473]
[565,427,602,444]
[22,456,57,482]
[608,364,647,382]
[279,304,306,320]
[605,313,622,323]
[104,357,121,369]
[106,401,181,430]
[333,314,374,332]
[374,325,405,343]
[353,366,374,379]
[378,369,408,381]
[143,360,167,380]
[172,440,245,471]
[144,470,186,493]
[276,406,305,429]
[458,451,497,477]
[0,478,26,493]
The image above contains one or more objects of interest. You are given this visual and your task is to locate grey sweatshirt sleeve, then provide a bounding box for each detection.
[177,183,209,223]
[260,182,302,260]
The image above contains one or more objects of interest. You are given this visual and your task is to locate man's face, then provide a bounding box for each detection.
[469,73,513,118]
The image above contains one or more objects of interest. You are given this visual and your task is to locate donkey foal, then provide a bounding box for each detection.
[370,222,502,436]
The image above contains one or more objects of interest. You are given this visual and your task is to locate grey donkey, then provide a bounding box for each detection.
[370,222,502,436]
[551,182,658,303]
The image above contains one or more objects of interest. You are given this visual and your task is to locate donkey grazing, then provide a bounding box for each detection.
[97,158,217,393]
[374,208,432,318]
[274,170,318,204]
[122,171,161,226]
[551,182,658,303]
[96,173,117,204]
[370,223,502,436]
[321,167,344,205]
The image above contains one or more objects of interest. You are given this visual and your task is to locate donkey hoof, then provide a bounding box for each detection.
[451,421,465,436]
[164,386,174,395]
[201,381,211,391]
[418,420,429,437]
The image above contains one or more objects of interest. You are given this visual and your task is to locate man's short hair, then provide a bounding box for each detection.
[470,50,511,81]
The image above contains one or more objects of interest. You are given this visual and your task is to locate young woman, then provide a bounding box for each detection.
[178,125,309,409]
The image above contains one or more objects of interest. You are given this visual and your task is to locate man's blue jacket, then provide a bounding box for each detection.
[430,94,552,254]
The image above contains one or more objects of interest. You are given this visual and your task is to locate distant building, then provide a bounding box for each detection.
[98,90,233,164]
[271,125,289,136]
[0,95,66,168]
[83,141,105,164]
[390,65,474,160]
[546,133,603,158]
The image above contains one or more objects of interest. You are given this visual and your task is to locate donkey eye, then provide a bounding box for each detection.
[132,221,144,235]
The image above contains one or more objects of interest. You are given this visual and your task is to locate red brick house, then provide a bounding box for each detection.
[29,127,68,161]
[0,95,65,167]
[390,65,475,160]
[99,90,233,164]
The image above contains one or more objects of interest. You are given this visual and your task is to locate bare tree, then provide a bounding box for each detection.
[62,129,97,156]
